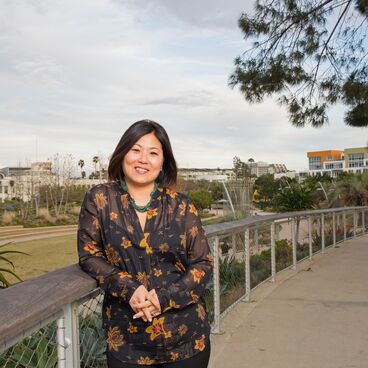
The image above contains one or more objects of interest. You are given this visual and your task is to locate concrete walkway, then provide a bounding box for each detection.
[209,236,368,368]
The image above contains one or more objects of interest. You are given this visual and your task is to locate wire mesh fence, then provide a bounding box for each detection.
[78,292,107,368]
[0,320,58,368]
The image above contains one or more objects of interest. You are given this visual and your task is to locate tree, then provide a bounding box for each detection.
[230,0,368,127]
[273,183,317,242]
[233,156,251,180]
[253,174,280,206]
[188,189,212,213]
[78,159,85,178]
[273,183,316,212]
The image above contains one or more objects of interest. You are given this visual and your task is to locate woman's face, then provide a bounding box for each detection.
[122,132,164,188]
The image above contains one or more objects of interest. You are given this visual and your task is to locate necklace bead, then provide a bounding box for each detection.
[121,181,158,212]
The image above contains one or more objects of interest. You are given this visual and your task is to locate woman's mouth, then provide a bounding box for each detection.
[135,166,149,174]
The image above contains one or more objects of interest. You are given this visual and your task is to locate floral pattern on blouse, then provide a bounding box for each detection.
[77,182,213,365]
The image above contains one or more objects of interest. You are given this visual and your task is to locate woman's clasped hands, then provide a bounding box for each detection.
[129,285,161,322]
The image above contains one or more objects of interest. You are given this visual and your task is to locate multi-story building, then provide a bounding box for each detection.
[296,147,368,180]
[307,150,344,170]
[178,168,235,182]
[248,161,288,177]
[345,147,368,173]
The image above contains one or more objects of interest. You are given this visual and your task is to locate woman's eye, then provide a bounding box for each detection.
[151,152,158,156]
[131,148,140,152]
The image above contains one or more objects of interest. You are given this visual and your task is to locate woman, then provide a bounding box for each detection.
[77,120,213,367]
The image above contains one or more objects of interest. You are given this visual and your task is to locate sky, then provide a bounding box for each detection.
[0,0,367,174]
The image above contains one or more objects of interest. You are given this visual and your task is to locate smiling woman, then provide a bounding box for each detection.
[77,120,213,368]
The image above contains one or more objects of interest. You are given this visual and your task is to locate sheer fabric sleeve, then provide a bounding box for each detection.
[77,189,140,302]
[156,199,213,312]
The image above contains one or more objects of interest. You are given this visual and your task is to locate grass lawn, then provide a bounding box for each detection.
[3,234,78,284]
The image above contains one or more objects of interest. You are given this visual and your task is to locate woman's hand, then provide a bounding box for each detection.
[129,286,161,322]
[133,289,161,321]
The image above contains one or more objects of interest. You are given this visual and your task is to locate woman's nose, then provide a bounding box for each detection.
[138,151,148,163]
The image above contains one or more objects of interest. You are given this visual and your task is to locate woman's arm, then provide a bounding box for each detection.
[77,188,140,302]
[155,198,213,312]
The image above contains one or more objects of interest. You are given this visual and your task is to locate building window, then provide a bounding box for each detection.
[309,156,321,170]
[348,153,364,168]
[327,155,333,161]
[4,186,8,194]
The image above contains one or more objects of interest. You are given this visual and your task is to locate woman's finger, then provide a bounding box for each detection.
[134,300,152,309]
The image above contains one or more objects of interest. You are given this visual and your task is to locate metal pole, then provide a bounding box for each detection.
[362,210,366,234]
[343,211,346,241]
[321,213,325,253]
[271,221,276,282]
[231,233,237,258]
[211,236,222,334]
[292,218,297,270]
[353,211,357,237]
[63,303,80,368]
[254,228,259,251]
[332,212,336,246]
[243,227,251,302]
[57,317,66,368]
[308,216,312,260]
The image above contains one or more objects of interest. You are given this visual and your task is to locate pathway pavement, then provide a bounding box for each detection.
[209,236,368,368]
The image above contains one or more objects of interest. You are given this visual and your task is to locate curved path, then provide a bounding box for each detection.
[209,236,368,368]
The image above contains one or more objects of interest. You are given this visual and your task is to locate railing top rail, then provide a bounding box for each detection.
[0,205,366,348]
[0,265,95,348]
[205,206,368,237]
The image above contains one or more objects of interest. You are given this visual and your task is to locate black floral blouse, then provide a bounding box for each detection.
[77,181,213,365]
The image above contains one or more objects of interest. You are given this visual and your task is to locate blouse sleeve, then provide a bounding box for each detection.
[156,198,213,312]
[77,189,140,302]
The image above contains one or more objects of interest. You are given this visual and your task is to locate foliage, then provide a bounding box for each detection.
[230,0,368,127]
[188,189,212,212]
[253,174,280,206]
[0,243,29,288]
[233,156,251,180]
[79,314,107,368]
[0,323,57,368]
[273,183,316,212]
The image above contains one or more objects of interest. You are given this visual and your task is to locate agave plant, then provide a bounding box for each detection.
[0,323,57,368]
[0,242,29,288]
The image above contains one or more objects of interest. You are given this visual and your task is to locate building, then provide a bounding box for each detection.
[344,147,368,173]
[296,147,368,180]
[178,168,235,182]
[248,161,288,178]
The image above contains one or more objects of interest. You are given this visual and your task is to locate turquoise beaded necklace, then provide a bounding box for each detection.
[121,180,158,212]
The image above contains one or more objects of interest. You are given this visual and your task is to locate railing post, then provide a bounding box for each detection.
[231,233,237,258]
[243,227,251,302]
[271,221,276,282]
[343,211,347,241]
[362,210,366,234]
[291,218,297,270]
[332,212,336,246]
[353,210,357,237]
[63,302,80,368]
[57,316,66,368]
[308,216,312,260]
[321,213,325,253]
[254,227,259,251]
[211,236,223,334]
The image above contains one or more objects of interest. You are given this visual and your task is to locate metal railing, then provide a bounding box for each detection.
[0,206,367,367]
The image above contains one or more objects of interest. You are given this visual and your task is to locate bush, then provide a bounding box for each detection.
[1,211,16,225]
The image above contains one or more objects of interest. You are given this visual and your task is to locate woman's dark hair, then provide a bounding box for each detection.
[108,119,177,187]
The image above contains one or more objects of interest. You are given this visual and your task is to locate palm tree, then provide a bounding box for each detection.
[78,159,85,178]
[273,183,316,242]
[92,156,99,179]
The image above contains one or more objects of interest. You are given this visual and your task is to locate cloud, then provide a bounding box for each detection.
[0,0,366,173]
